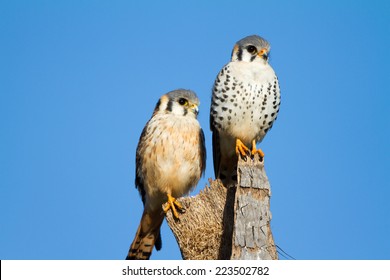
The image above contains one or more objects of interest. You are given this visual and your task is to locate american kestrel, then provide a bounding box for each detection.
[210,35,281,186]
[126,89,206,260]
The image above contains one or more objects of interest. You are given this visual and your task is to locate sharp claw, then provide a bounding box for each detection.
[251,139,265,159]
[163,194,183,219]
[236,139,251,158]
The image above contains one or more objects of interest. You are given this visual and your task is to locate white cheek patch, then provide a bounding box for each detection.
[241,51,253,62]
[170,103,185,116]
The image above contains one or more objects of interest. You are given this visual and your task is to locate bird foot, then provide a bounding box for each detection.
[235,139,251,158]
[163,194,184,219]
[236,139,264,161]
[251,139,264,160]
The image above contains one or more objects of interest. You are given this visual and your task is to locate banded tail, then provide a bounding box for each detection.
[126,210,163,260]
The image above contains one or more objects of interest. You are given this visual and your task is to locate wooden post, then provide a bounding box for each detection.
[165,155,277,260]
[231,154,278,260]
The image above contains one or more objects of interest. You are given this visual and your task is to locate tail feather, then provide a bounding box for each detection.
[212,131,238,188]
[218,154,238,188]
[126,210,164,260]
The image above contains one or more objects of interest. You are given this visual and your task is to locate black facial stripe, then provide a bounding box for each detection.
[154,99,161,113]
[237,48,243,61]
[166,100,173,112]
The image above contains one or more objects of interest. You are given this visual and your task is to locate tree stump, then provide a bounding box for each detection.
[165,154,277,260]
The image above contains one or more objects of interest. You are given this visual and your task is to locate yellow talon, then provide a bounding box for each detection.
[235,139,251,157]
[163,194,183,219]
[251,139,265,158]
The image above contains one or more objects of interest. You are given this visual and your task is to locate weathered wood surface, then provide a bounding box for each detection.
[165,154,277,260]
[231,154,277,260]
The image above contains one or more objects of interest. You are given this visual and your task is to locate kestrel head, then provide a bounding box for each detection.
[231,35,270,64]
[154,89,200,118]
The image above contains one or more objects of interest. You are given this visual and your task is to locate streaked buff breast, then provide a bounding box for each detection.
[138,114,202,210]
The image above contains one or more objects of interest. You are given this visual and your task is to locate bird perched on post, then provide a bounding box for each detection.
[126,89,206,260]
[210,35,281,187]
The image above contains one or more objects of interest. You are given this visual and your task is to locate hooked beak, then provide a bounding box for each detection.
[191,104,199,115]
[258,48,269,59]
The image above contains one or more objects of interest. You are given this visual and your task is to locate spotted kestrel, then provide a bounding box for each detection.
[126,89,206,260]
[210,35,281,186]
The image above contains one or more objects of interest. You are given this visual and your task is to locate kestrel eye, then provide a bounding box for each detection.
[178,98,188,106]
[246,45,257,54]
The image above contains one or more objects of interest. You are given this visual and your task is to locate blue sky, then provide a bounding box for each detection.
[1,0,389,260]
